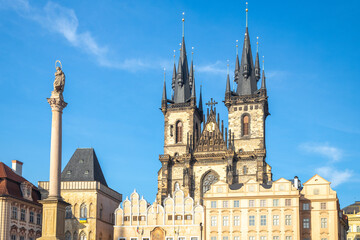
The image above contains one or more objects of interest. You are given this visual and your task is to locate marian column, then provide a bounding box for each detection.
[39,61,69,240]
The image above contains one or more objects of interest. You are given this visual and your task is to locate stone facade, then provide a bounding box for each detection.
[114,187,204,240]
[203,175,347,240]
[38,181,121,240]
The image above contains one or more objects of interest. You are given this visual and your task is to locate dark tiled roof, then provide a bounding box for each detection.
[343,201,360,214]
[61,148,108,187]
[0,162,41,204]
[229,183,243,190]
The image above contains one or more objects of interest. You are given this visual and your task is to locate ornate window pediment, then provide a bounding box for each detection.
[20,181,33,201]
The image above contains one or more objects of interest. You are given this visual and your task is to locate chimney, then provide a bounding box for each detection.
[12,160,23,176]
[293,176,300,190]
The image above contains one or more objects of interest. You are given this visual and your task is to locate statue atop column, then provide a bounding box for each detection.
[51,60,65,100]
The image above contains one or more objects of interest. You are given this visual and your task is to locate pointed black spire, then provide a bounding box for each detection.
[172,50,176,91]
[162,69,167,101]
[173,14,191,104]
[261,56,266,89]
[189,48,194,89]
[234,40,240,84]
[235,3,257,96]
[199,85,203,112]
[226,61,231,94]
[255,37,260,82]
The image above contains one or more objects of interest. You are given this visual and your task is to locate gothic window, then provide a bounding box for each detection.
[242,115,250,136]
[202,172,219,194]
[80,232,86,240]
[176,121,183,143]
[73,232,78,240]
[65,231,71,240]
[174,182,180,190]
[80,204,87,218]
[243,166,248,175]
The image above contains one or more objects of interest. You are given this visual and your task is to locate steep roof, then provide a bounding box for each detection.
[343,201,360,214]
[0,162,41,204]
[61,148,108,187]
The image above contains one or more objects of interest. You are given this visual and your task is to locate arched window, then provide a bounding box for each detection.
[65,206,72,219]
[176,121,183,143]
[73,232,77,240]
[79,232,86,240]
[243,166,248,175]
[80,204,87,218]
[65,231,71,240]
[242,115,250,136]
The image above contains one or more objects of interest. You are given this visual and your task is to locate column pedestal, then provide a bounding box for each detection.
[37,199,69,240]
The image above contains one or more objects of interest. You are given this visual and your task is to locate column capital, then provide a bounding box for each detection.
[47,95,67,112]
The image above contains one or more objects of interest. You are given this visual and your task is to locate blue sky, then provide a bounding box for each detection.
[0,0,359,208]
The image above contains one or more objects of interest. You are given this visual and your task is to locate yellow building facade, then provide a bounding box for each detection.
[343,201,360,240]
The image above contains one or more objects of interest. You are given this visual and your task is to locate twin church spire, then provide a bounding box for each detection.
[162,13,201,114]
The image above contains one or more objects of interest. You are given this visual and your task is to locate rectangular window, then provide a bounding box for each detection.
[131,238,137,240]
[178,237,185,240]
[186,215,192,220]
[223,201,229,208]
[260,237,266,240]
[191,238,198,240]
[249,215,255,226]
[285,237,292,240]
[20,237,24,240]
[211,201,217,208]
[140,216,146,221]
[234,237,240,240]
[260,200,266,207]
[273,199,279,207]
[260,215,266,226]
[223,237,228,240]
[211,237,217,240]
[166,238,173,240]
[321,202,327,210]
[124,216,130,221]
[273,215,279,226]
[11,235,16,240]
[29,211,34,223]
[37,213,41,225]
[234,200,240,208]
[168,215,173,220]
[249,237,255,240]
[211,216,217,226]
[273,237,279,240]
[234,216,240,226]
[176,215,182,220]
[321,218,328,228]
[12,207,18,219]
[133,216,137,221]
[143,238,150,240]
[285,215,292,225]
[223,216,229,226]
[321,238,328,240]
[303,203,310,210]
[20,209,26,221]
[285,199,291,206]
[303,218,310,229]
[249,200,255,207]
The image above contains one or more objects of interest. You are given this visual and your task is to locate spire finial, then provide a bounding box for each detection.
[182,12,185,38]
[227,60,230,75]
[173,50,176,63]
[246,2,248,28]
[262,56,265,70]
[191,47,194,61]
[256,36,259,53]
[236,40,239,55]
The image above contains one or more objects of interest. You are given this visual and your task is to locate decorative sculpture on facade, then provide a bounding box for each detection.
[202,172,218,194]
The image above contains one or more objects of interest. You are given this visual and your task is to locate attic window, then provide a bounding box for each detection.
[67,171,71,175]
[79,159,84,163]
[84,170,89,175]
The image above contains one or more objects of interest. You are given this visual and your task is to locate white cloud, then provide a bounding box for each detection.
[316,166,353,187]
[300,142,343,162]
[0,0,167,72]
[196,61,227,75]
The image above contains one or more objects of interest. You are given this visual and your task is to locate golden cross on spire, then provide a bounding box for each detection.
[246,2,248,28]
[182,12,185,37]
[206,98,218,110]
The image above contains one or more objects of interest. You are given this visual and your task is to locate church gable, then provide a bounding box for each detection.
[195,100,228,153]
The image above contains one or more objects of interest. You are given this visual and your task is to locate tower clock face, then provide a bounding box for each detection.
[206,122,216,132]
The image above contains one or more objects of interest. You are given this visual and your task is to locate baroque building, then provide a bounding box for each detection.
[0,161,42,240]
[38,148,122,240]
[114,5,348,240]
[342,201,360,240]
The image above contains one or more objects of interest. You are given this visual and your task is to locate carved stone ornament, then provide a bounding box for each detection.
[47,97,67,112]
[202,172,218,194]
[50,60,66,101]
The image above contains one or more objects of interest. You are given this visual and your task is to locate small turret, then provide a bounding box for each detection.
[261,56,266,90]
[234,40,240,84]
[161,68,167,114]
[255,37,260,82]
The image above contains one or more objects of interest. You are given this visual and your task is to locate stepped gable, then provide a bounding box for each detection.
[61,148,108,187]
[0,162,41,204]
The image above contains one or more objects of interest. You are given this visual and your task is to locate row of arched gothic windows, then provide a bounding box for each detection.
[65,204,88,219]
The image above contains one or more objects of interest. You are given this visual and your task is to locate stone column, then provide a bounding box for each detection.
[47,97,67,199]
[38,64,69,240]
